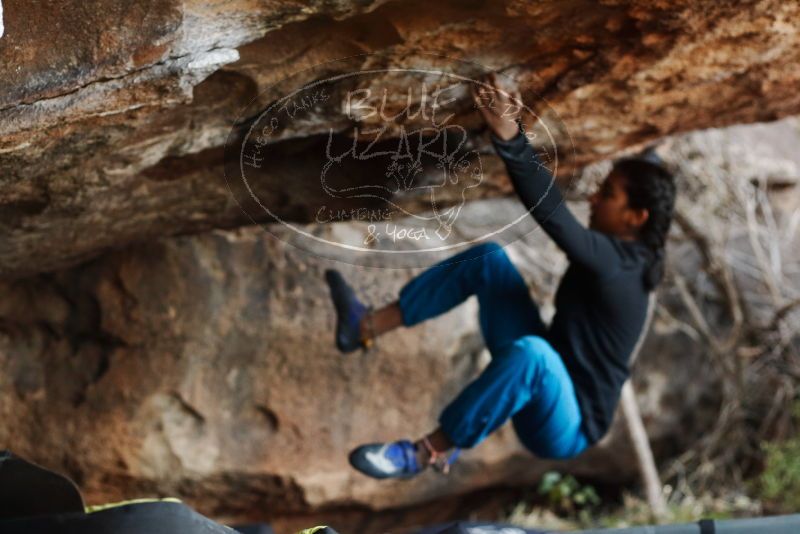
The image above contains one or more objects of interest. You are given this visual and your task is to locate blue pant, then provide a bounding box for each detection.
[398,242,589,459]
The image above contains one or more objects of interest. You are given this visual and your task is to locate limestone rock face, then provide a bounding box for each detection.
[2,1,800,531]
[1,0,799,277]
[2,111,798,531]
[0,115,797,531]
[0,205,689,532]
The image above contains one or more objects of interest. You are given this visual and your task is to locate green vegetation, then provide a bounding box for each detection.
[537,471,600,515]
[756,400,800,513]
[506,472,758,531]
[508,400,800,529]
[758,436,800,513]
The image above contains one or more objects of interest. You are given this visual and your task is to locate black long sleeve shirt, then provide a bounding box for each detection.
[490,129,652,445]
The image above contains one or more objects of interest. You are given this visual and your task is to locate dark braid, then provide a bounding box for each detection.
[612,155,677,291]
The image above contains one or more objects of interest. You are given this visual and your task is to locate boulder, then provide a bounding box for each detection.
[1,0,799,277]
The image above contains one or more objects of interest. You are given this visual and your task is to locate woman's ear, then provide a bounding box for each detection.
[627,207,650,230]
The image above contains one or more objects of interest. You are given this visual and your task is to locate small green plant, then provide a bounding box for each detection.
[757,436,800,513]
[755,398,800,513]
[507,489,756,532]
[537,470,601,515]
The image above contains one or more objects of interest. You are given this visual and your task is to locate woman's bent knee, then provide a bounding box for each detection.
[509,335,558,365]
[473,241,503,255]
[519,428,590,460]
[467,241,507,264]
[516,335,554,353]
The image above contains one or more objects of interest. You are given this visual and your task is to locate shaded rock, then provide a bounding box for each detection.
[3,114,799,531]
[0,0,799,277]
[0,198,712,531]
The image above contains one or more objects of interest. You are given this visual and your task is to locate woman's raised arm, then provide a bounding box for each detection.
[472,74,623,275]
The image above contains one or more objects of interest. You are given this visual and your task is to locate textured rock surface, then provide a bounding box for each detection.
[1,0,799,277]
[1,111,798,530]
[3,114,798,532]
[0,206,678,532]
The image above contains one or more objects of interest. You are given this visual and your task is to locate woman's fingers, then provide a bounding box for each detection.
[472,82,483,99]
[472,73,521,121]
[472,81,494,114]
[471,73,525,141]
[471,83,486,109]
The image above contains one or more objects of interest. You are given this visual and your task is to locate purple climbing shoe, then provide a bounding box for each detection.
[348,440,423,479]
[324,269,369,353]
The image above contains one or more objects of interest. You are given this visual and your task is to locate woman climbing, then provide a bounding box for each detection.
[324,73,677,479]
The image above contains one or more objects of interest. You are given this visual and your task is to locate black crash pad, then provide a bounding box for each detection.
[0,500,233,534]
[0,450,85,520]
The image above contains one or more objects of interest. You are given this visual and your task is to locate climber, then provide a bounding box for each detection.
[325,73,677,479]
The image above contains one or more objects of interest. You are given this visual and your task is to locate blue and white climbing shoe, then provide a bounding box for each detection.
[324,269,370,354]
[348,440,423,479]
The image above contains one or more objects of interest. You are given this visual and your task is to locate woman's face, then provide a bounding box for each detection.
[588,170,647,239]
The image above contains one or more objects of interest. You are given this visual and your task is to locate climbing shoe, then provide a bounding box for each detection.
[324,269,371,353]
[348,440,423,479]
[295,527,340,534]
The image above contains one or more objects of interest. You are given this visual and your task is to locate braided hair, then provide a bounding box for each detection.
[612,154,676,291]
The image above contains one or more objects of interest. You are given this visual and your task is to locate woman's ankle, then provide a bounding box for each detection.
[415,430,452,461]
[359,310,375,344]
[360,301,403,341]
[424,429,453,452]
[415,433,458,473]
